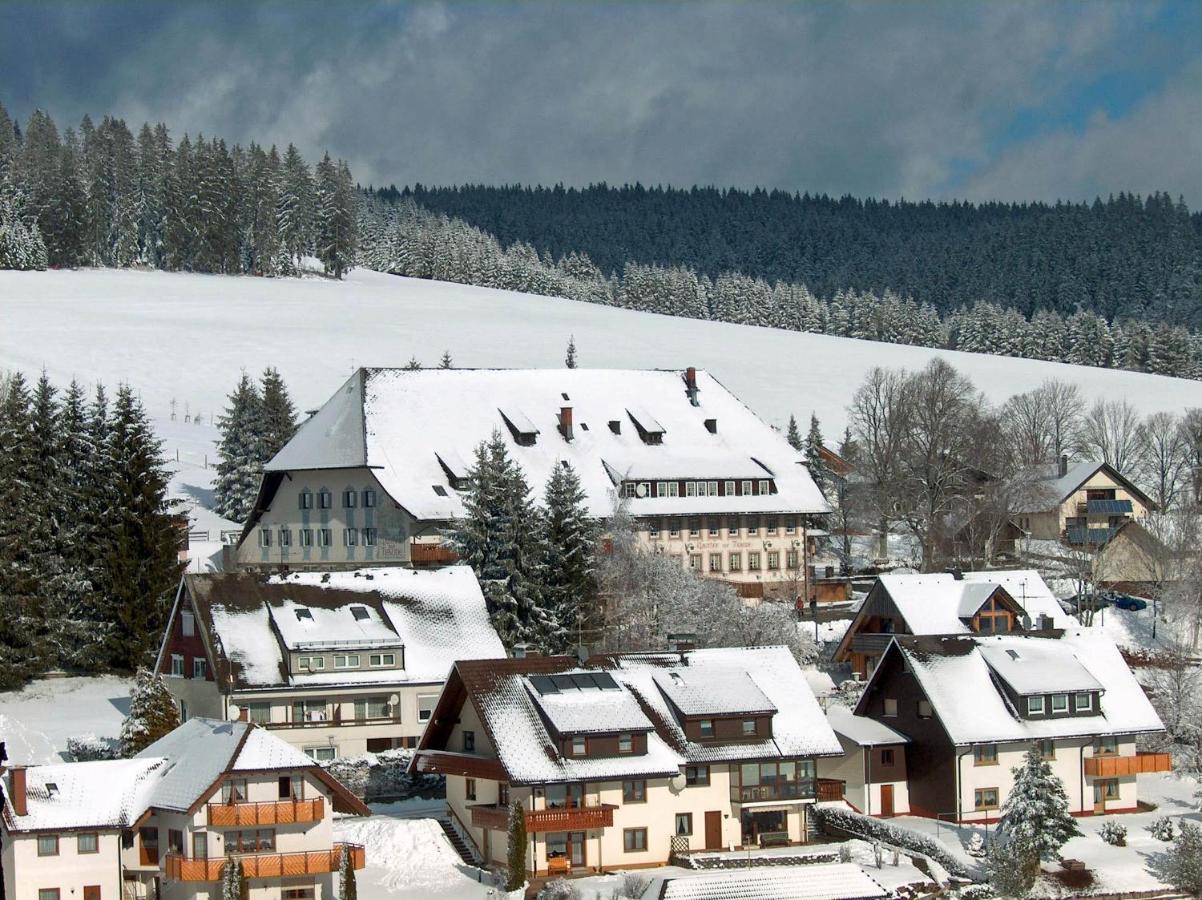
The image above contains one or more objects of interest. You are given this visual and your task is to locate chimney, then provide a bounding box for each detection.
[558,406,574,442]
[684,367,699,406]
[9,766,27,817]
[1059,453,1068,478]
[704,418,717,435]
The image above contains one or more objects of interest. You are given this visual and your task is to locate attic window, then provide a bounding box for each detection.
[627,408,665,445]
[580,422,589,431]
[561,392,570,401]
[294,609,314,622]
[432,485,448,496]
[1006,649,1020,661]
[45,783,59,797]
[350,606,370,621]
[608,420,621,435]
[704,418,717,434]
[499,407,539,446]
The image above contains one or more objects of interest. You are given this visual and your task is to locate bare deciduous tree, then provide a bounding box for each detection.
[1002,379,1084,466]
[1140,412,1191,511]
[1078,398,1146,474]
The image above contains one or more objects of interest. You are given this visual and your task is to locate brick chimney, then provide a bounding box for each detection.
[1059,453,1069,477]
[558,406,574,442]
[9,766,27,817]
[684,367,699,406]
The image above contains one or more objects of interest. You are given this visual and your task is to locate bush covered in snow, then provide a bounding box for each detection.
[1098,821,1127,846]
[536,880,580,900]
[1152,820,1202,897]
[620,874,650,899]
[320,748,442,803]
[1147,815,1175,842]
[65,735,121,762]
[953,886,995,900]
[965,833,987,858]
[810,804,972,878]
[120,669,180,757]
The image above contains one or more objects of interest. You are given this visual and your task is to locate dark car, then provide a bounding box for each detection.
[1110,592,1148,611]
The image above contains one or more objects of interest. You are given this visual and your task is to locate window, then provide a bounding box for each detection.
[668,521,680,538]
[351,606,370,620]
[758,479,770,495]
[369,653,396,667]
[279,528,292,547]
[168,653,184,677]
[297,655,325,671]
[767,517,778,534]
[317,528,331,547]
[363,489,377,507]
[77,833,99,854]
[745,516,759,535]
[343,489,357,508]
[221,778,248,803]
[699,719,714,738]
[1074,692,1093,712]
[741,719,756,736]
[1098,778,1120,800]
[785,518,796,535]
[1051,693,1069,713]
[1094,735,1118,756]
[689,554,702,571]
[463,731,475,753]
[498,783,510,806]
[725,480,735,496]
[974,788,999,810]
[571,736,587,756]
[786,549,799,569]
[708,553,722,573]
[167,829,184,854]
[883,698,898,718]
[247,703,271,725]
[1027,696,1045,715]
[305,746,335,762]
[181,610,195,637]
[686,481,697,498]
[299,528,313,547]
[708,481,718,496]
[334,654,361,668]
[880,749,895,766]
[343,528,358,546]
[648,519,660,538]
[917,700,932,719]
[624,828,647,852]
[748,552,761,571]
[655,481,668,498]
[38,891,60,900]
[260,528,272,548]
[728,553,741,572]
[685,765,709,786]
[193,658,207,679]
[361,527,377,546]
[292,699,328,722]
[224,829,276,853]
[974,744,998,766]
[193,832,209,859]
[318,490,331,509]
[675,813,693,836]
[283,889,316,900]
[623,780,646,803]
[354,696,391,720]
[688,518,701,537]
[767,551,780,571]
[1037,739,1055,760]
[418,694,438,722]
[618,733,633,754]
[741,480,752,495]
[465,778,476,801]
[299,490,313,509]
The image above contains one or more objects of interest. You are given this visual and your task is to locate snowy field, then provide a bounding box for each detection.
[0,675,132,765]
[4,267,1202,440]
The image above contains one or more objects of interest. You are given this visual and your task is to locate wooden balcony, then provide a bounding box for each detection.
[410,543,459,565]
[1084,752,1172,778]
[470,803,511,831]
[163,843,365,882]
[471,803,616,833]
[138,846,159,867]
[207,797,325,827]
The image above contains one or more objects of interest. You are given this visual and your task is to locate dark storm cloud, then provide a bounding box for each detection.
[3,1,1201,203]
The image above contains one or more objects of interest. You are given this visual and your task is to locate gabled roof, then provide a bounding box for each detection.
[259,368,829,521]
[826,704,909,748]
[856,632,1163,745]
[177,566,504,690]
[2,719,368,833]
[659,862,887,900]
[1017,459,1155,512]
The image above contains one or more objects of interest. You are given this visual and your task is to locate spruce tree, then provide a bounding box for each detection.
[120,667,181,756]
[404,356,422,371]
[998,747,1080,880]
[338,844,358,900]
[214,373,265,523]
[506,801,528,891]
[221,856,246,900]
[542,461,596,651]
[804,413,826,492]
[564,335,577,368]
[1156,821,1202,896]
[786,414,802,451]
[259,367,297,462]
[439,350,454,369]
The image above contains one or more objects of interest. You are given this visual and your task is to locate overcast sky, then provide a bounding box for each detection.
[3,1,1202,205]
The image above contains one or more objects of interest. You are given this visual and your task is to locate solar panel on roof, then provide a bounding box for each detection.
[1086,499,1133,515]
[569,673,598,690]
[592,672,620,690]
[529,675,559,695]
[350,606,370,621]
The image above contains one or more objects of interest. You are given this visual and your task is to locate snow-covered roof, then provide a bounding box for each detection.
[263,368,830,520]
[526,671,655,735]
[186,567,504,690]
[979,640,1103,696]
[1014,459,1153,512]
[874,570,1071,636]
[606,648,843,763]
[826,705,909,747]
[659,863,887,900]
[2,718,366,833]
[867,631,1163,745]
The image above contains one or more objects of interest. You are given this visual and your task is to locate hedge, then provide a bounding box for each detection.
[810,805,976,879]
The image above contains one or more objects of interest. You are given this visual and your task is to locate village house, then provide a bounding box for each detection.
[1016,457,1155,547]
[233,367,830,601]
[850,631,1168,823]
[1,718,368,900]
[823,705,911,818]
[833,569,1071,678]
[154,566,505,760]
[409,646,843,878]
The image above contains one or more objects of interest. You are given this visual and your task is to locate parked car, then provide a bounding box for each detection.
[1066,589,1148,613]
[1110,592,1148,611]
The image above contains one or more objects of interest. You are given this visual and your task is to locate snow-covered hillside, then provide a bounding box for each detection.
[3,267,1202,437]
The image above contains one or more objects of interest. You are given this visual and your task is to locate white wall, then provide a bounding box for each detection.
[2,828,122,900]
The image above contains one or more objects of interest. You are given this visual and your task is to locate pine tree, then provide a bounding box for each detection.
[314,153,355,278]
[564,335,577,369]
[214,374,265,523]
[804,413,826,493]
[338,844,358,900]
[404,356,422,371]
[100,385,184,669]
[987,837,1036,898]
[998,747,1080,879]
[277,143,314,269]
[120,668,181,756]
[221,856,245,900]
[259,367,297,462]
[542,461,597,651]
[506,801,528,891]
[1156,821,1202,896]
[439,350,454,369]
[786,414,802,451]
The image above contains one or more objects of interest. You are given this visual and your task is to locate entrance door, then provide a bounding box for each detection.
[880,784,895,817]
[1093,782,1106,813]
[569,832,586,867]
[704,811,722,850]
[84,888,100,900]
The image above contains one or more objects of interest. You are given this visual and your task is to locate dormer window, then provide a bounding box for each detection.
[350,606,370,621]
[1027,696,1045,715]
[699,719,714,738]
[294,609,314,622]
[1075,692,1093,712]
[571,736,586,756]
[318,490,331,509]
[1051,693,1069,713]
[742,720,756,736]
[618,733,633,754]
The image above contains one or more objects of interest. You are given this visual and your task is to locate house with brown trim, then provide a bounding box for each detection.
[850,631,1167,823]
[833,570,1071,678]
[1016,457,1155,547]
[822,705,910,818]
[233,367,830,601]
[154,566,504,761]
[409,647,843,878]
[1,718,368,900]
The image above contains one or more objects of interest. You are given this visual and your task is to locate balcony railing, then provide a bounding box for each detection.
[163,843,365,882]
[816,778,845,802]
[731,779,817,804]
[410,543,459,565]
[207,798,324,827]
[1084,752,1172,778]
[470,803,617,833]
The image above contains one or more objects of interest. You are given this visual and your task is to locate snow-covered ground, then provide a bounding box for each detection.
[4,267,1202,438]
[0,675,132,764]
